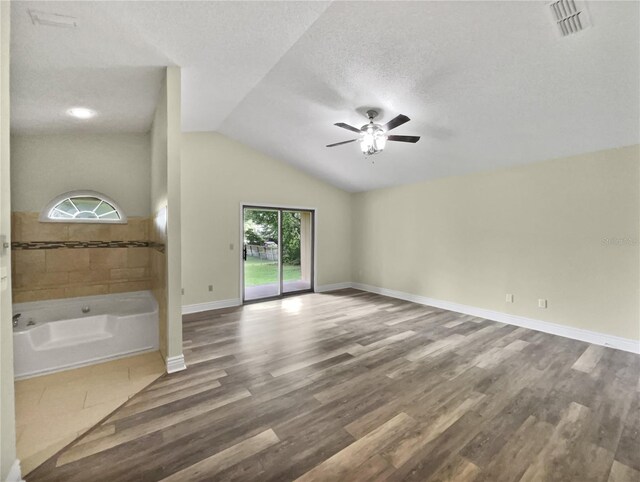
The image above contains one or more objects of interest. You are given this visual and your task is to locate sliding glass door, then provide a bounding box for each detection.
[243,206,314,302]
[281,210,313,294]
[243,208,280,301]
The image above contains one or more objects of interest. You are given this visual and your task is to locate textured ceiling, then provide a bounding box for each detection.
[11,1,330,133]
[11,1,640,191]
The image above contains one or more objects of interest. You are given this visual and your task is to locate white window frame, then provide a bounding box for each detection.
[39,190,128,224]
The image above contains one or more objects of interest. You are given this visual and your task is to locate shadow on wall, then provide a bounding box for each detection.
[150,206,168,359]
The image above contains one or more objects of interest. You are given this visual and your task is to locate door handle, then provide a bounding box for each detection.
[243,245,247,261]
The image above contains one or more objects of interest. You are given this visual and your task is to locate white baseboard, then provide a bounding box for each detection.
[349,282,639,354]
[182,285,354,313]
[5,460,23,482]
[179,283,639,354]
[166,354,186,373]
[182,298,241,315]
[315,282,353,293]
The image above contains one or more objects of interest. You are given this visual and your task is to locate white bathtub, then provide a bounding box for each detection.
[13,291,159,379]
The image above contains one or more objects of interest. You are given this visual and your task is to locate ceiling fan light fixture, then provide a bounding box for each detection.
[327,110,419,155]
[360,127,386,156]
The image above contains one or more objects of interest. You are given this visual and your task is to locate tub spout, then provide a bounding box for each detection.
[12,313,21,328]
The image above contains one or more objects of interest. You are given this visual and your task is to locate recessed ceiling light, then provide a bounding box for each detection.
[67,107,96,119]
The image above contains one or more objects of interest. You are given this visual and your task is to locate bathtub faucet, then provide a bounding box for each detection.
[12,313,21,328]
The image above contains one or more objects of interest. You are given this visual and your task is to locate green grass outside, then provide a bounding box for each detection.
[244,256,302,287]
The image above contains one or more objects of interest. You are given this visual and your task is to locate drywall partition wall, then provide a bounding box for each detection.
[150,67,183,370]
[165,67,182,368]
[181,132,352,308]
[0,2,18,481]
[352,145,640,342]
[150,72,168,361]
[11,133,151,217]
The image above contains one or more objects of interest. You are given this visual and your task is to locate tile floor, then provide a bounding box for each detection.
[15,351,165,475]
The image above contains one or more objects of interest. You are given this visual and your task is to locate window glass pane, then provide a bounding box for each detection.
[50,209,74,218]
[71,197,101,212]
[94,201,117,216]
[99,211,120,220]
[75,211,99,219]
[55,199,78,215]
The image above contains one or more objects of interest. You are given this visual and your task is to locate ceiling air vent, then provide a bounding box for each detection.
[28,9,78,28]
[549,0,591,37]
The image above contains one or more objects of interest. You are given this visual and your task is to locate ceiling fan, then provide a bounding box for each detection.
[326,109,420,156]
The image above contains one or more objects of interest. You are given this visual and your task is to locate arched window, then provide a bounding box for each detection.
[40,191,127,224]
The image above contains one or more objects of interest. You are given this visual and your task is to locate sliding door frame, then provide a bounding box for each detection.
[240,203,317,304]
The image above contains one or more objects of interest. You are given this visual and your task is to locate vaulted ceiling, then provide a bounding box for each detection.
[11,1,640,191]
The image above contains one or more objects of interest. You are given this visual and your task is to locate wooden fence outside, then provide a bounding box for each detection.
[246,244,278,261]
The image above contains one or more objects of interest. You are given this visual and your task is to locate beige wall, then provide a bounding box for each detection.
[11,133,151,217]
[150,67,182,361]
[0,1,16,479]
[352,145,640,341]
[181,132,352,306]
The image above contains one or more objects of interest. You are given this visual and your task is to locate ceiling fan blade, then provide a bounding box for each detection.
[326,139,358,147]
[383,114,410,132]
[387,135,421,143]
[334,122,362,134]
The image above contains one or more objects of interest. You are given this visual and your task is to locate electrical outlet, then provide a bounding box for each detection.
[208,285,213,292]
[505,294,514,303]
[538,299,547,309]
[181,288,184,295]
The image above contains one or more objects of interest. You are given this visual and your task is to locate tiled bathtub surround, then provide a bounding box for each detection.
[12,212,149,242]
[11,212,153,303]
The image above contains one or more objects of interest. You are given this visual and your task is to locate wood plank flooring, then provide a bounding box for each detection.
[26,289,640,481]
